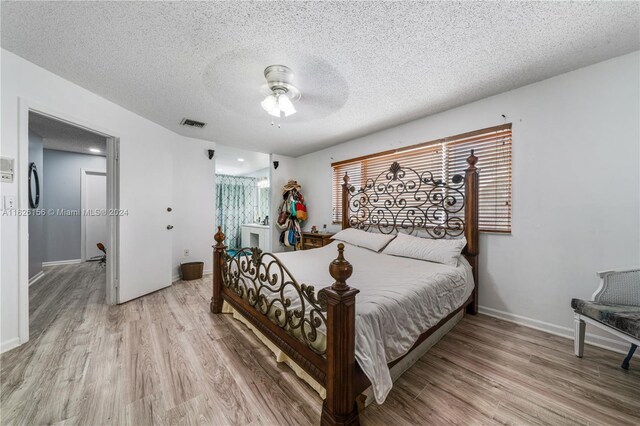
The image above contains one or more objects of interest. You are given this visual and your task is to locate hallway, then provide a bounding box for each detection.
[28,262,106,338]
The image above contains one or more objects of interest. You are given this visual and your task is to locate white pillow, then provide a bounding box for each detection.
[382,233,467,266]
[332,228,396,252]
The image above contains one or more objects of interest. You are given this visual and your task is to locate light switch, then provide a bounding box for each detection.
[4,196,16,209]
[0,157,15,183]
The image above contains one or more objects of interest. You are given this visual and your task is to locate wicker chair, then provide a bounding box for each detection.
[572,268,640,369]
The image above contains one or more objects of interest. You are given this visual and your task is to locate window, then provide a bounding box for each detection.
[332,124,512,233]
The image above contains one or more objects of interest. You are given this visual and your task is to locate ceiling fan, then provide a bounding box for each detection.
[260,65,301,126]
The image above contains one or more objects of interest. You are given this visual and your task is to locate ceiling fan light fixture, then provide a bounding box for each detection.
[266,99,281,118]
[278,93,296,117]
[261,94,277,113]
[261,65,300,122]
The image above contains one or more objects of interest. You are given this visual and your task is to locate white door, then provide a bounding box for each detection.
[82,170,107,261]
[117,139,173,303]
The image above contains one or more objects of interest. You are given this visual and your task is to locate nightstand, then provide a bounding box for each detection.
[301,232,335,250]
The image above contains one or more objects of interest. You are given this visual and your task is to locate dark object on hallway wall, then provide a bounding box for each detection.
[181,261,204,281]
[28,162,40,208]
[208,149,215,160]
[28,131,44,279]
[273,161,279,169]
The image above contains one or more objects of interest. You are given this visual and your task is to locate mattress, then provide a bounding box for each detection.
[227,241,474,404]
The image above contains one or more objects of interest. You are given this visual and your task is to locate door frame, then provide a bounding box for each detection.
[17,98,120,346]
[80,168,107,262]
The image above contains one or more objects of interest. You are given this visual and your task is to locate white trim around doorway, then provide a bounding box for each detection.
[17,97,120,349]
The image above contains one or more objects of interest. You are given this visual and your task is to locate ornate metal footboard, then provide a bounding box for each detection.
[211,232,360,425]
[221,247,328,355]
[211,152,479,426]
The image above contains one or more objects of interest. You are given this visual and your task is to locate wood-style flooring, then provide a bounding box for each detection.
[1,262,638,425]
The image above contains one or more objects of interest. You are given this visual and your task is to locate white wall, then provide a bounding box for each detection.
[294,51,640,352]
[172,137,216,280]
[1,49,216,352]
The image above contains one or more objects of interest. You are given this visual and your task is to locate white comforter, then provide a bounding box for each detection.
[275,241,474,404]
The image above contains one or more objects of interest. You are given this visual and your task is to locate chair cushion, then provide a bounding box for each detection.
[572,298,640,339]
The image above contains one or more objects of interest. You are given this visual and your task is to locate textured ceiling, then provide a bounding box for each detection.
[29,112,107,156]
[4,2,639,157]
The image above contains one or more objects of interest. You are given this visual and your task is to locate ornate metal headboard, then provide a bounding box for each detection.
[342,161,466,239]
[340,151,480,312]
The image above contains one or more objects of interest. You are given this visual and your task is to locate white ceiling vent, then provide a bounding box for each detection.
[180,118,207,128]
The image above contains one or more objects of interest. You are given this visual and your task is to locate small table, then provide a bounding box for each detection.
[301,232,335,250]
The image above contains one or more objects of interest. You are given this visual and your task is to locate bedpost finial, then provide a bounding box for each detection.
[342,172,350,186]
[329,243,353,291]
[214,226,226,247]
[466,149,478,170]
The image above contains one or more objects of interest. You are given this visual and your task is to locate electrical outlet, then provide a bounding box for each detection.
[183,249,190,257]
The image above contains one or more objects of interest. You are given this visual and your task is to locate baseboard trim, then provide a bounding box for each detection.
[42,259,81,267]
[478,305,634,355]
[28,271,45,286]
[172,269,213,283]
[1,337,21,353]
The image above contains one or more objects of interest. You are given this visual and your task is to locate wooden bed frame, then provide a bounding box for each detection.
[211,152,479,425]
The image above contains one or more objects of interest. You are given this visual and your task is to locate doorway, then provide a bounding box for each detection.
[19,104,119,345]
[213,146,270,252]
[81,169,108,262]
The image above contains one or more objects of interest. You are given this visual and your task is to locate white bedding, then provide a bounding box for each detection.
[274,241,474,404]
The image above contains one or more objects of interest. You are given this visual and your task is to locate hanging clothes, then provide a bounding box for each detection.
[276,178,307,250]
